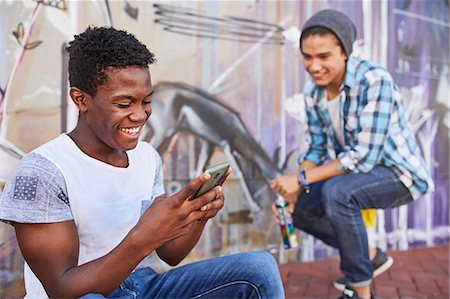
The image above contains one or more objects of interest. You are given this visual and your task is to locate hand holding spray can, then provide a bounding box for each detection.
[275,194,299,249]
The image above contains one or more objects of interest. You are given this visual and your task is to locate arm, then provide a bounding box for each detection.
[299,159,346,185]
[156,216,208,265]
[15,172,221,298]
[270,92,327,211]
[302,93,328,166]
[270,159,317,213]
[156,167,231,265]
[15,220,144,297]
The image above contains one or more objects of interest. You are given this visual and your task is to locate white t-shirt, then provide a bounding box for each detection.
[0,134,165,298]
[325,93,345,147]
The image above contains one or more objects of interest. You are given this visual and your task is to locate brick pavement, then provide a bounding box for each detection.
[2,244,448,298]
[279,244,449,299]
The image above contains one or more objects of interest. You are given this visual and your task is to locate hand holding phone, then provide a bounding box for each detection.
[192,161,230,199]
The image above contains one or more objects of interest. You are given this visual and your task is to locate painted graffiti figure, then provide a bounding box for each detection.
[271,9,434,299]
[0,27,284,298]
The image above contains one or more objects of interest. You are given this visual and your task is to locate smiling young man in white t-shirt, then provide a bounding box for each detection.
[0,26,284,299]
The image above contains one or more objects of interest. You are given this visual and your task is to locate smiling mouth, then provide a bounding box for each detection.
[119,126,141,136]
[311,72,327,79]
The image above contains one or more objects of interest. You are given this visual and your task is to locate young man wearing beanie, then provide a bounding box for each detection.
[271,9,434,299]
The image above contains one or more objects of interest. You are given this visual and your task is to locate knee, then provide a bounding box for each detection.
[237,252,284,297]
[292,210,312,231]
[239,251,279,276]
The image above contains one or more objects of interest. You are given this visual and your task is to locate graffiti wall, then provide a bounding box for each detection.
[0,0,448,295]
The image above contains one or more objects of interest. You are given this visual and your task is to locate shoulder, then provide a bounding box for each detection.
[130,141,163,176]
[12,152,64,182]
[10,152,67,192]
[135,141,161,161]
[0,152,72,224]
[137,140,158,152]
[303,80,316,95]
[348,56,393,86]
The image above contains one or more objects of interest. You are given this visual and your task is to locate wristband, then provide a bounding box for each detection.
[299,170,310,193]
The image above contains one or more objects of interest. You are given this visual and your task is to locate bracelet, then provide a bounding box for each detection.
[299,170,311,193]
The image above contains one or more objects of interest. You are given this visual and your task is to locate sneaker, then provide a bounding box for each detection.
[337,285,375,299]
[371,248,394,276]
[333,248,394,291]
[338,285,361,298]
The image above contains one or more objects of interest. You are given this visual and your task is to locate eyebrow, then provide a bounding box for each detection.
[114,90,154,101]
[301,51,332,56]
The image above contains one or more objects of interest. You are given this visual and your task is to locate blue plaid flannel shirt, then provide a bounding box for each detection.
[302,56,434,199]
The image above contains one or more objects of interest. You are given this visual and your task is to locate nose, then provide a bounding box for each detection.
[130,105,150,122]
[309,59,322,72]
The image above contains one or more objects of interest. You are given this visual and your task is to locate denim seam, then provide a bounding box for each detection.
[120,283,138,299]
[347,198,371,282]
[343,177,404,283]
[193,280,262,299]
[348,177,404,209]
[333,179,394,283]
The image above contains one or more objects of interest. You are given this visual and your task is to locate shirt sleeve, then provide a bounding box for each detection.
[302,93,328,165]
[338,69,395,173]
[0,153,73,224]
[152,150,165,198]
[140,146,166,215]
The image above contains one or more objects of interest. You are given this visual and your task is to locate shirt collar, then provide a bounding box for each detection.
[343,55,358,89]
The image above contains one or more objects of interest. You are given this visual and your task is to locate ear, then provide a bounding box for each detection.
[69,87,89,112]
[340,48,348,61]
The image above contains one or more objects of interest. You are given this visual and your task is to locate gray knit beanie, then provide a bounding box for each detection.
[300,9,357,57]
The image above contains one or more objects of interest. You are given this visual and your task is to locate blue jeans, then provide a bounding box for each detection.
[292,166,413,286]
[80,251,284,298]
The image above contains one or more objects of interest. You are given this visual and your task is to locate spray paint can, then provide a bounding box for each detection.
[276,195,299,249]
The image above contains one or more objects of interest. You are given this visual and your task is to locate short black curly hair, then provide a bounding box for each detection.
[66,26,156,96]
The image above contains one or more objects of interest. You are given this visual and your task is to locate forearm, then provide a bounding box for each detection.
[156,219,207,266]
[56,234,148,297]
[302,159,346,185]
[50,215,205,296]
[15,222,158,298]
[299,160,317,171]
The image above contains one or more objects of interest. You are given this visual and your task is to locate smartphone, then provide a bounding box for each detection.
[192,161,230,199]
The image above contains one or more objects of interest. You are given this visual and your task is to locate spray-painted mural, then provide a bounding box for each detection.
[0,0,448,296]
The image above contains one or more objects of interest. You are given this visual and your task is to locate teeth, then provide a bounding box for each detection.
[120,126,141,135]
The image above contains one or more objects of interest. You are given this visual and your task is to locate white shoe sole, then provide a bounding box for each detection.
[373,256,394,277]
[333,280,346,292]
[333,256,394,291]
